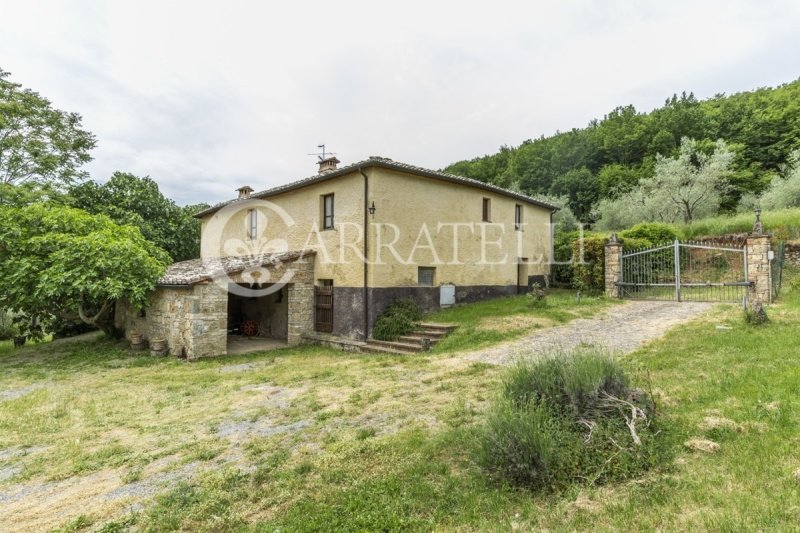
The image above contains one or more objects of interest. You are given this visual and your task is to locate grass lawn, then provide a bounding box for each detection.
[425,288,615,353]
[1,284,799,531]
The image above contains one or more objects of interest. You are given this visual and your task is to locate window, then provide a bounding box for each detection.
[247,209,257,240]
[515,204,522,230]
[482,198,491,222]
[322,193,335,230]
[418,267,436,286]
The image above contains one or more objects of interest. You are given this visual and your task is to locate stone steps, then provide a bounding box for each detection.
[363,323,458,355]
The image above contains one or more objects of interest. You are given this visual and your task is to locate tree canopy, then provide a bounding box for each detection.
[0,68,96,190]
[444,80,800,224]
[595,138,734,229]
[0,205,169,335]
[70,172,207,262]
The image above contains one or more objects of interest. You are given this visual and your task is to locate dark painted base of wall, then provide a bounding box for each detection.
[327,284,523,340]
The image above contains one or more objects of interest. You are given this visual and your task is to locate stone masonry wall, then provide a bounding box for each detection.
[182,282,228,358]
[604,238,622,298]
[746,234,771,307]
[117,254,315,357]
[785,242,800,268]
[115,286,193,356]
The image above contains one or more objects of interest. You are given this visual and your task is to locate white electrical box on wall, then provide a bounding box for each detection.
[440,284,456,307]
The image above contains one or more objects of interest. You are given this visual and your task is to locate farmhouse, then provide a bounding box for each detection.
[116,156,557,357]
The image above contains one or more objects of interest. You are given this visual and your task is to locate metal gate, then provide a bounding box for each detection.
[619,240,749,303]
[314,286,333,332]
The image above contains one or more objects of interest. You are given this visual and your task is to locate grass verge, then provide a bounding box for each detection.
[424,289,616,353]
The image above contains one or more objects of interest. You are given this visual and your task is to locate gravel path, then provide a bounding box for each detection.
[459,300,714,365]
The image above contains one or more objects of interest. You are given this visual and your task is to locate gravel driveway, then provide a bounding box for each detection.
[459,300,715,365]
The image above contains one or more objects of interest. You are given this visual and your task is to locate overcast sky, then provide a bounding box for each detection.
[2,0,799,206]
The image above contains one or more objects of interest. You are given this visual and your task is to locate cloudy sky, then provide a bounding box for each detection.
[2,0,799,205]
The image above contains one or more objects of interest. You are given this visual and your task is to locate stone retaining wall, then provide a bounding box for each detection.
[785,242,800,268]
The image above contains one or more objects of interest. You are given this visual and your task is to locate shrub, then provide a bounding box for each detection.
[0,309,18,341]
[618,236,652,251]
[743,303,769,326]
[371,299,422,341]
[620,222,681,245]
[526,283,547,308]
[571,235,606,292]
[478,350,664,490]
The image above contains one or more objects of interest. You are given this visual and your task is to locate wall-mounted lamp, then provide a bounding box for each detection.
[368,201,376,216]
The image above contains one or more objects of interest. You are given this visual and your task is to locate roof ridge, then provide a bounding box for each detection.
[195,158,557,218]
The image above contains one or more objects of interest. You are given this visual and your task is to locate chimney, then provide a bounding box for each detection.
[236,185,254,199]
[318,156,340,174]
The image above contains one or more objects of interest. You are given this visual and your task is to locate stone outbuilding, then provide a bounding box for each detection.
[115,251,315,359]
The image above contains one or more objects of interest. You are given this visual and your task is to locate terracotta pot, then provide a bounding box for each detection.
[150,338,166,351]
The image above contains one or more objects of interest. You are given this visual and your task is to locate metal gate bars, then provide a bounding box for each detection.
[619,240,749,303]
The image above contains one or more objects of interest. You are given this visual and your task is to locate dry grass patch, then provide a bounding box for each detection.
[479,314,555,332]
[699,416,743,433]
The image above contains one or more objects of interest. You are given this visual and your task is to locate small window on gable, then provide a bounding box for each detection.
[247,209,257,240]
[322,193,335,230]
[418,267,436,287]
[482,198,491,222]
[515,204,522,230]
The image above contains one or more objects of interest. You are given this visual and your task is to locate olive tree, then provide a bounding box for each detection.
[596,138,733,229]
[758,150,800,210]
[0,204,169,335]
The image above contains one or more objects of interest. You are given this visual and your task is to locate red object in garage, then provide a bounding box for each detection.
[241,320,259,337]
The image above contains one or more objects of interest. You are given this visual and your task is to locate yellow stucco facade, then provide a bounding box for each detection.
[199,164,553,291]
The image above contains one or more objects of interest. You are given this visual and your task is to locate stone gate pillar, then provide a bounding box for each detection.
[604,233,623,299]
[746,231,771,308]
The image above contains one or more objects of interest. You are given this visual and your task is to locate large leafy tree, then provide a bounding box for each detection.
[0,68,96,190]
[0,204,169,335]
[70,172,207,262]
[548,167,599,222]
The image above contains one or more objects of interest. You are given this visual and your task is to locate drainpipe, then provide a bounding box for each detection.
[549,210,555,287]
[358,166,370,342]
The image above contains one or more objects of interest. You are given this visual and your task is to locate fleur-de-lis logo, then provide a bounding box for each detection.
[202,199,299,297]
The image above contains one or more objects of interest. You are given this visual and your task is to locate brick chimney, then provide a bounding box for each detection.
[236,185,254,199]
[318,156,340,174]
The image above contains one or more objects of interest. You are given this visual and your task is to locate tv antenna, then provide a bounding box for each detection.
[308,144,336,161]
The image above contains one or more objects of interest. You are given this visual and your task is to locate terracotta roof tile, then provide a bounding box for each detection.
[157,251,314,286]
[195,156,557,218]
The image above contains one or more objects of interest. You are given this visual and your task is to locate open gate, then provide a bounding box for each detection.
[619,240,749,303]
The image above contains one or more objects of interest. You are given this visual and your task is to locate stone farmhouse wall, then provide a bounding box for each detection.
[116,254,315,359]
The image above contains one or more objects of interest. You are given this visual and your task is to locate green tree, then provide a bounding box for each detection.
[0,68,96,190]
[70,172,206,262]
[445,78,800,219]
[0,204,169,335]
[548,167,599,221]
[596,105,652,166]
[596,138,734,228]
[759,150,800,210]
[596,163,646,197]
